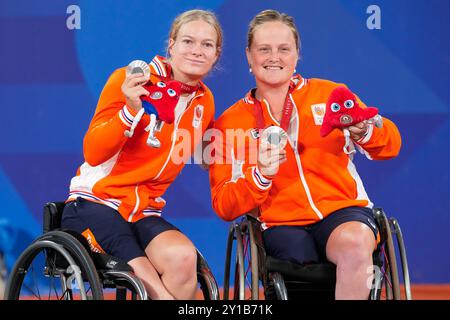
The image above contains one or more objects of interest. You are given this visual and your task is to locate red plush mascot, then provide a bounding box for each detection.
[320,86,382,154]
[124,80,183,148]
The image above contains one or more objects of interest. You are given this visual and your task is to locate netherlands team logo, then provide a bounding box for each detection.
[192,105,204,128]
[311,103,326,125]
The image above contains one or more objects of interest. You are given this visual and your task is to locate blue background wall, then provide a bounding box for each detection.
[0,0,449,284]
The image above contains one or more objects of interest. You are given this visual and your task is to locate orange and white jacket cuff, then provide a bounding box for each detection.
[246,166,272,191]
[118,105,138,128]
[356,123,374,145]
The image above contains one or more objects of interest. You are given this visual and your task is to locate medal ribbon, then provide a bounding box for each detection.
[159,63,200,94]
[252,81,296,133]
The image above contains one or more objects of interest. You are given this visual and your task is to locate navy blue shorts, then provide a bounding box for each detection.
[61,197,179,263]
[262,206,378,265]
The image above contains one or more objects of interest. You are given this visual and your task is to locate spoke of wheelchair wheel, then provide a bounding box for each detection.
[243,236,249,259]
[59,288,70,300]
[23,283,41,300]
[48,254,61,299]
[54,285,61,300]
[52,276,66,300]
[48,275,54,300]
[385,274,392,288]
[243,236,253,297]
[244,256,252,289]
[244,270,251,293]
[381,247,393,288]
[23,265,41,299]
[30,265,41,299]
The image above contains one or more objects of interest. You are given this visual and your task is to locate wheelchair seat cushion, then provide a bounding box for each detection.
[262,206,378,263]
[266,256,336,284]
[92,252,133,272]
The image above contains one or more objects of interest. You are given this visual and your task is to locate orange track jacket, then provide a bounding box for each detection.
[209,76,401,229]
[68,56,215,222]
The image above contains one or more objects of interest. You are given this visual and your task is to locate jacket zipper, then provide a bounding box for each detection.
[290,94,324,220]
[129,94,204,221]
[128,183,140,222]
[154,92,204,180]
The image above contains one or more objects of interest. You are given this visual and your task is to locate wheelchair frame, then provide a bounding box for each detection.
[5,201,219,300]
[223,207,411,300]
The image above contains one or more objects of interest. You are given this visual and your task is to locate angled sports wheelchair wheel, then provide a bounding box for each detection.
[0,250,6,299]
[391,217,412,299]
[224,216,260,300]
[197,250,220,300]
[101,269,148,300]
[371,208,412,300]
[43,201,148,300]
[5,230,103,300]
[269,272,288,300]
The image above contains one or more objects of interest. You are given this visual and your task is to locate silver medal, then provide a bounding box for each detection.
[260,126,288,149]
[126,60,150,81]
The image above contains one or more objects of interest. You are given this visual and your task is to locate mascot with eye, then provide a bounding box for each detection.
[320,86,382,154]
[124,80,182,148]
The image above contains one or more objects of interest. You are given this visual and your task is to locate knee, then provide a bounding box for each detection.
[329,230,374,266]
[164,245,197,280]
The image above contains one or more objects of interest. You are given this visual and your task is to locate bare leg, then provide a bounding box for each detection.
[145,230,198,300]
[326,221,376,300]
[128,257,175,300]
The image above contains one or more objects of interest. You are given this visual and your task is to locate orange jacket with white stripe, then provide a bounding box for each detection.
[209,76,401,229]
[68,56,215,222]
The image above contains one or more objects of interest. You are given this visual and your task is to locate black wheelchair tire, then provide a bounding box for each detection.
[5,230,103,300]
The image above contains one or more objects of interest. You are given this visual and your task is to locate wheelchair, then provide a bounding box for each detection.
[4,201,219,300]
[223,207,411,300]
[0,249,6,299]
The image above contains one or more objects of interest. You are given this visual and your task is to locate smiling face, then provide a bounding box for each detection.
[246,21,299,89]
[168,19,220,85]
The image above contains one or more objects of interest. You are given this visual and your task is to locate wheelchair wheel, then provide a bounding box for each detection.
[197,250,220,300]
[242,217,260,299]
[103,271,148,300]
[5,230,103,300]
[269,272,288,300]
[223,217,259,300]
[372,208,412,300]
[0,251,6,300]
[370,243,394,300]
[378,221,412,300]
[391,218,412,300]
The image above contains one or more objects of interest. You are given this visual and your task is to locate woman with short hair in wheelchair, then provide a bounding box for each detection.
[62,9,222,299]
[209,9,401,299]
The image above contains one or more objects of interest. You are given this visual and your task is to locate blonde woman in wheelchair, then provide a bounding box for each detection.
[209,9,401,300]
[62,10,222,300]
